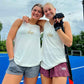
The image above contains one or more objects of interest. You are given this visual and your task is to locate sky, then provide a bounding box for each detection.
[0,0,83,40]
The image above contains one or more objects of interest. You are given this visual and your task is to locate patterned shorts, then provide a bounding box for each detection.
[40,62,70,78]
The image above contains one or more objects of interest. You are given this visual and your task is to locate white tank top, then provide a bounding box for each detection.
[41,21,67,70]
[13,22,41,67]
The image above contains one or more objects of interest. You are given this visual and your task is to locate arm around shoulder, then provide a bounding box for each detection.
[37,20,46,32]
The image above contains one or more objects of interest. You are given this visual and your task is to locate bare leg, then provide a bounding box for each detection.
[2,73,23,84]
[41,74,52,84]
[24,76,38,84]
[52,77,67,84]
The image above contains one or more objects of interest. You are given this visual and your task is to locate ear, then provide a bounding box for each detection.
[54,8,56,13]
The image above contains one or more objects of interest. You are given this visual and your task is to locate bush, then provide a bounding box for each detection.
[0,40,7,52]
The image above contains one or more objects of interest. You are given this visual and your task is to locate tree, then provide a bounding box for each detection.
[0,22,3,41]
[68,31,84,56]
[0,40,7,52]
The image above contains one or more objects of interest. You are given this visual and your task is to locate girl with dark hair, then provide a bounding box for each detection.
[2,4,44,84]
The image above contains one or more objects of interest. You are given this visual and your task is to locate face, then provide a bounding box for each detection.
[43,4,56,19]
[31,6,43,20]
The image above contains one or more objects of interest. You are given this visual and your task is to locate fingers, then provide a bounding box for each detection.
[54,18,61,23]
[22,16,29,23]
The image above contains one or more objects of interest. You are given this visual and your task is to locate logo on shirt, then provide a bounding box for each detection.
[28,30,34,34]
[47,33,53,37]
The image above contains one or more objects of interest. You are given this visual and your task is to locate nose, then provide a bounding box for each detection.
[35,11,38,14]
[47,11,50,14]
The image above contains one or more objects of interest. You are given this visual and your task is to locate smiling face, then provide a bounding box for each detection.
[43,4,56,19]
[31,6,43,20]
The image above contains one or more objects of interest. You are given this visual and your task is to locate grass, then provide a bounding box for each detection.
[0,51,7,54]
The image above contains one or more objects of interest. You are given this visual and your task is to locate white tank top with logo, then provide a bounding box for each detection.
[41,21,67,70]
[13,22,41,67]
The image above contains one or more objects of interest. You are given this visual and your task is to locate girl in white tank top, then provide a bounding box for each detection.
[37,3,73,84]
[2,4,44,84]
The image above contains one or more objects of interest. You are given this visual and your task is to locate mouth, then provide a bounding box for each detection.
[46,13,53,18]
[48,14,51,17]
[33,14,39,18]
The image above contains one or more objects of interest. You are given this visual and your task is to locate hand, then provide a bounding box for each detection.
[54,20,63,31]
[53,13,64,22]
[53,13,64,20]
[22,16,30,23]
[53,13,64,31]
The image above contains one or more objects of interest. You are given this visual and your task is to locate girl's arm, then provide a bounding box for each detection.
[37,20,46,32]
[6,19,23,60]
[22,16,46,32]
[56,21,73,47]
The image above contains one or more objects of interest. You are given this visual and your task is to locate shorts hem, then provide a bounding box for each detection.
[6,70,23,75]
[25,74,39,78]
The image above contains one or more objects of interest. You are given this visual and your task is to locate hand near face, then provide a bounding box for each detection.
[53,13,64,23]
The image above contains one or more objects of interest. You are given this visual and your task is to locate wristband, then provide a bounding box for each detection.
[54,27,61,31]
[9,58,14,61]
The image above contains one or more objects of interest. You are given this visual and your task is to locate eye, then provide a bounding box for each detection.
[44,10,47,13]
[38,10,42,13]
[49,8,51,11]
[33,9,37,12]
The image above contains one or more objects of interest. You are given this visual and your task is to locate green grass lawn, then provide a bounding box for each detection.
[0,51,7,53]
